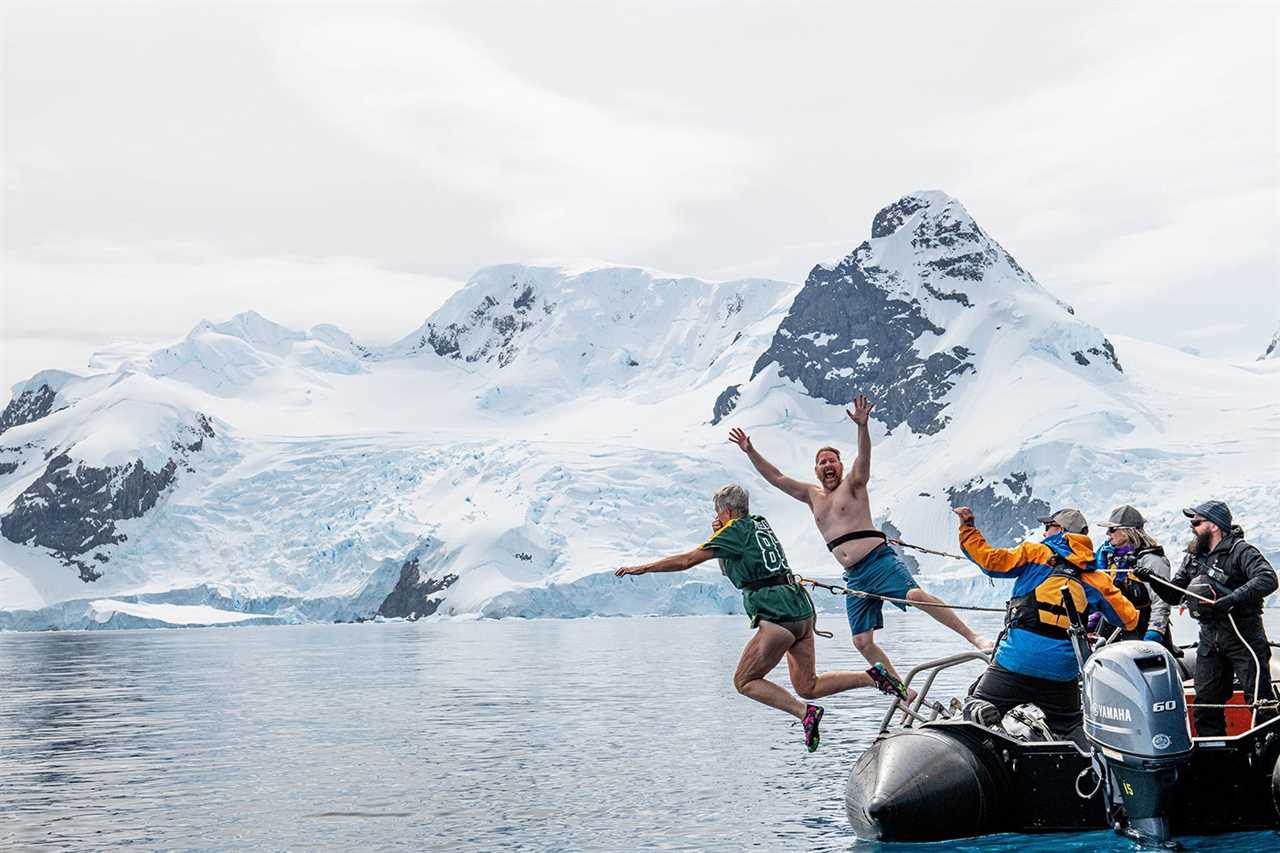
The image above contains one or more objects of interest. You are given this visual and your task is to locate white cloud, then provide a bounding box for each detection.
[270,11,761,256]
[1,2,1275,368]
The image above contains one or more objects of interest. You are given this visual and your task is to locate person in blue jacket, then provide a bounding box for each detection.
[953,506,1138,741]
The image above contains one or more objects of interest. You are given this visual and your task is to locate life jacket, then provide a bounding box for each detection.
[1005,554,1089,639]
[1108,546,1161,634]
[1183,531,1255,620]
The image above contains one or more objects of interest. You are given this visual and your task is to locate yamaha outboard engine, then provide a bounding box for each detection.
[1082,642,1192,845]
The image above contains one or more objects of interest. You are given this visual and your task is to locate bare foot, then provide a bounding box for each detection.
[898,687,920,725]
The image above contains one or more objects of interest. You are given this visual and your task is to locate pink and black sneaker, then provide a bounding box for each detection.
[866,662,910,700]
[802,704,825,752]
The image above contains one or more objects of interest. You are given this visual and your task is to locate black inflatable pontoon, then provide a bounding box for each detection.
[846,645,1280,844]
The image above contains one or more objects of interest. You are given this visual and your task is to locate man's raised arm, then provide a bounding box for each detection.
[727,428,811,503]
[846,394,873,488]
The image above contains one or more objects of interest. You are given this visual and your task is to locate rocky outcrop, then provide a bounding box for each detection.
[751,247,977,434]
[710,384,741,425]
[946,472,1051,546]
[752,192,1125,436]
[1261,326,1280,361]
[0,383,60,437]
[403,280,551,368]
[1071,341,1123,372]
[377,555,459,619]
[0,414,215,581]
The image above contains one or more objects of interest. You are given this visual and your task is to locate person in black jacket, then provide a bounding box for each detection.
[1143,500,1278,735]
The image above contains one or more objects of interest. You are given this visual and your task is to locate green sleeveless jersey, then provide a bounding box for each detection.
[701,514,814,624]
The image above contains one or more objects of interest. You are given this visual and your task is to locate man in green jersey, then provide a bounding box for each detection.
[616,483,908,752]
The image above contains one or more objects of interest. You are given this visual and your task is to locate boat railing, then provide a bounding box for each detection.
[878,650,991,734]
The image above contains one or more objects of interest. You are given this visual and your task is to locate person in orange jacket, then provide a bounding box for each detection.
[953,506,1138,742]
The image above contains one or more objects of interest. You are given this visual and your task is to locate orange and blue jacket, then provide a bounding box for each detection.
[959,526,1139,681]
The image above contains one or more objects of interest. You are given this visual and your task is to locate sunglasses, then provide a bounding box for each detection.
[1043,523,1062,532]
[1190,518,1209,529]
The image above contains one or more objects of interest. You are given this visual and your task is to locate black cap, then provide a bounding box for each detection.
[1183,501,1232,533]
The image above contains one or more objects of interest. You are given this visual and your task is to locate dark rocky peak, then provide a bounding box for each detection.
[751,251,975,435]
[0,412,216,582]
[749,191,1122,435]
[947,472,1051,546]
[871,194,931,239]
[0,370,84,437]
[385,264,559,365]
[1,384,59,438]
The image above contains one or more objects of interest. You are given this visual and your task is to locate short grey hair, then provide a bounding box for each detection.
[713,483,750,517]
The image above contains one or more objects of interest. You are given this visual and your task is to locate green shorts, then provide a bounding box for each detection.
[745,582,816,627]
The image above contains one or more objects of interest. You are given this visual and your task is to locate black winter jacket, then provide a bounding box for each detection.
[1154,528,1277,617]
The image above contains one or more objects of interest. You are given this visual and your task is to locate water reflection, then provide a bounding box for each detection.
[0,616,1278,850]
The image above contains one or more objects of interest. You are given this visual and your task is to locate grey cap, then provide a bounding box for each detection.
[1037,508,1088,535]
[1183,500,1232,533]
[1105,504,1146,530]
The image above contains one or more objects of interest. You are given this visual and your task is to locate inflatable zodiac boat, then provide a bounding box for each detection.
[845,642,1280,845]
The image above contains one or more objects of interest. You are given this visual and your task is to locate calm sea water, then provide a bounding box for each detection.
[2,611,1279,851]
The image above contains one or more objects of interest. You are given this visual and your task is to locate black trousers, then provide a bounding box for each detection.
[1193,617,1275,737]
[969,662,1083,743]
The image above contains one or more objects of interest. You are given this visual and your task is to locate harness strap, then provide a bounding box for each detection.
[826,529,887,552]
[740,571,792,592]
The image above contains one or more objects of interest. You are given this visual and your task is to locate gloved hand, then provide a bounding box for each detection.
[1197,593,1236,619]
[1086,612,1102,632]
[1143,629,1164,643]
[1095,541,1114,570]
[1129,565,1154,583]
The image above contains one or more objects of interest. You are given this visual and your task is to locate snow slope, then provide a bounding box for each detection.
[2,193,1277,629]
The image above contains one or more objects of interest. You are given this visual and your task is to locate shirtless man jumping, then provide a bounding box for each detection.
[729,394,992,686]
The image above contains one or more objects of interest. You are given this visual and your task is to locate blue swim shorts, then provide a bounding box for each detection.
[843,543,920,635]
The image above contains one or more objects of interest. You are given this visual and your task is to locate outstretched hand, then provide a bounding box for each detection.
[615,565,646,577]
[953,506,975,526]
[847,394,874,427]
[727,427,752,453]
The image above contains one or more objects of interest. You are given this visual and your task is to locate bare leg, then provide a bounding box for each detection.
[851,628,898,676]
[733,621,807,719]
[786,630,874,700]
[852,629,918,708]
[906,588,994,652]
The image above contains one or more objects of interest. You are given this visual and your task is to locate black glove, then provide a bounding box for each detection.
[1198,593,1237,619]
[1128,566,1153,583]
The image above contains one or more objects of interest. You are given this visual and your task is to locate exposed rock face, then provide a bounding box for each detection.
[751,249,977,435]
[1071,341,1124,372]
[711,384,741,425]
[751,192,1122,435]
[2,454,178,581]
[946,471,1051,546]
[880,519,920,575]
[0,414,215,581]
[0,384,60,436]
[403,282,549,368]
[1261,327,1280,361]
[377,555,459,619]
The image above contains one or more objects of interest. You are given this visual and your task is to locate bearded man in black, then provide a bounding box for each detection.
[1143,500,1277,735]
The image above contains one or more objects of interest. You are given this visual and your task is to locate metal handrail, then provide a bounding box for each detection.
[878,650,992,734]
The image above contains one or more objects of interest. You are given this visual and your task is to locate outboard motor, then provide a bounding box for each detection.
[1082,642,1193,845]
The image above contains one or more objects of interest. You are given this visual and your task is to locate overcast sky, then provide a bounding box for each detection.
[2,1,1277,389]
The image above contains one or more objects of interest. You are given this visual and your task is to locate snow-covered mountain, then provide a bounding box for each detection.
[2,192,1277,630]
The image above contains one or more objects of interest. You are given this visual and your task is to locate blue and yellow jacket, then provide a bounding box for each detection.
[960,526,1139,681]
